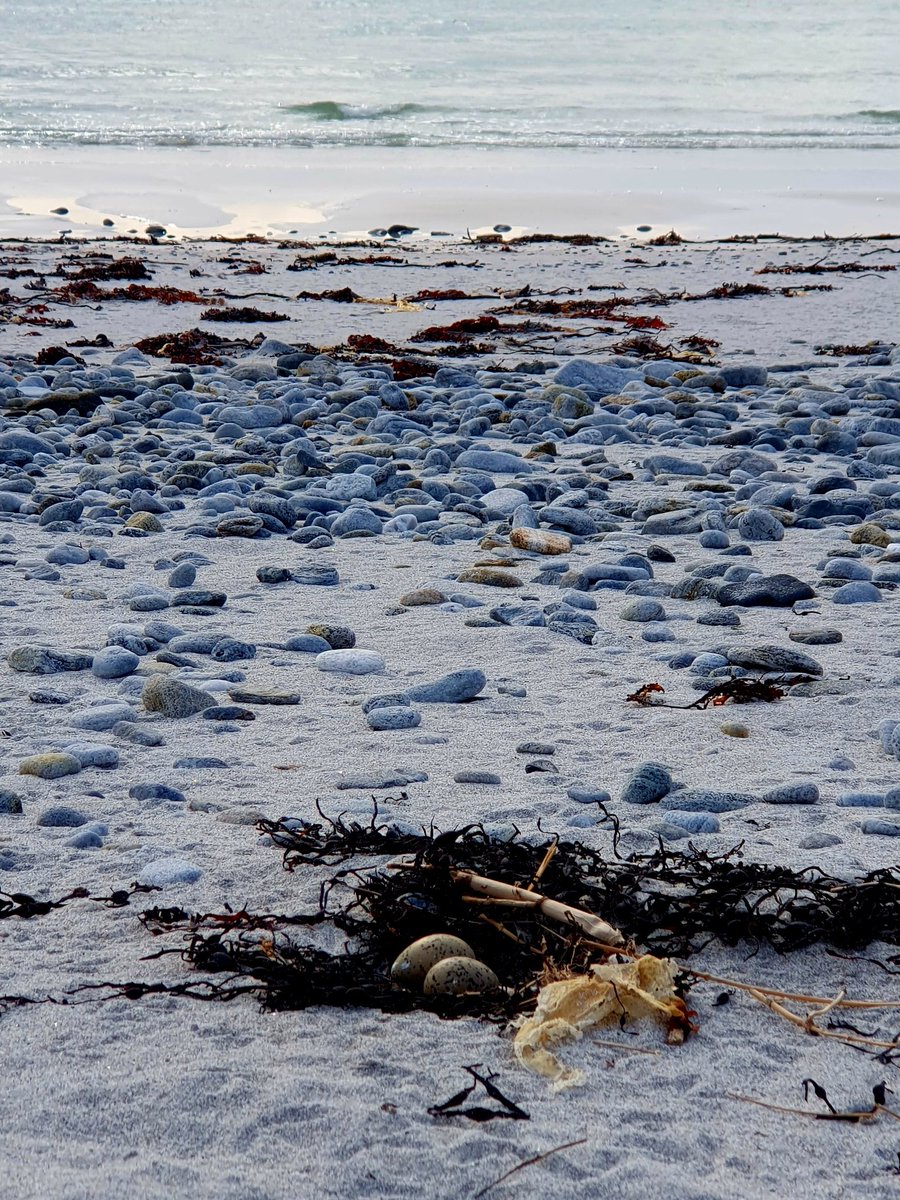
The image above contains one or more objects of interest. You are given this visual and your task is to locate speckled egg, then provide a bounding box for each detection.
[422,956,500,997]
[721,722,750,738]
[390,934,476,989]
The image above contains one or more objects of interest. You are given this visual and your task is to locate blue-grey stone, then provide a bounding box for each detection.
[284,634,332,653]
[70,702,135,731]
[454,770,501,784]
[861,819,900,837]
[619,598,666,622]
[92,646,140,679]
[762,783,819,805]
[737,508,784,542]
[292,564,340,586]
[621,762,672,805]
[129,783,187,803]
[64,743,119,769]
[567,786,611,805]
[659,789,754,812]
[36,806,88,828]
[832,581,882,604]
[662,811,721,834]
[138,857,203,886]
[167,562,197,588]
[836,792,884,807]
[366,707,421,731]
[717,574,815,607]
[407,669,486,703]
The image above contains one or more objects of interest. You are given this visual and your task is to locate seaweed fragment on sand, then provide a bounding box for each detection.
[201,306,289,322]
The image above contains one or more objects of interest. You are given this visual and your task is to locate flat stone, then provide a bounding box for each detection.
[509,528,572,555]
[138,857,202,886]
[716,574,815,608]
[8,646,93,674]
[762,783,819,805]
[406,669,486,703]
[659,789,754,812]
[142,675,215,718]
[335,769,428,790]
[456,568,523,588]
[19,752,82,780]
[366,707,421,731]
[316,649,385,675]
[788,629,842,646]
[227,687,303,705]
[722,644,823,676]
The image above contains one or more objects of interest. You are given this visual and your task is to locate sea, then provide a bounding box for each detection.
[2,0,898,153]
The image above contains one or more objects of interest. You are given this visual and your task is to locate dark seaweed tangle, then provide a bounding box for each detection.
[135,802,900,1020]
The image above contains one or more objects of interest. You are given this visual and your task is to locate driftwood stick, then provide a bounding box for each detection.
[450,869,624,947]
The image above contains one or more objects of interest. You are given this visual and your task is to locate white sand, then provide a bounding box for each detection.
[1,239,900,1198]
[2,145,899,241]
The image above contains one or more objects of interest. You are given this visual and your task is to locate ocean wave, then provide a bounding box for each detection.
[280,101,438,121]
[854,109,900,124]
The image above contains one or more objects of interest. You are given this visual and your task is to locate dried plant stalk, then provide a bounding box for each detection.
[450,869,624,947]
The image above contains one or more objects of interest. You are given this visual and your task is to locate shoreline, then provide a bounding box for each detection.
[2,144,900,242]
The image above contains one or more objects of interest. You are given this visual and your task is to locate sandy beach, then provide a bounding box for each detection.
[1,233,900,1198]
[3,145,900,242]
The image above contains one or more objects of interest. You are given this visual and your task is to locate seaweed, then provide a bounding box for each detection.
[757,260,896,275]
[58,256,150,282]
[429,1066,529,1122]
[134,327,247,365]
[626,677,795,708]
[201,306,289,322]
[295,287,359,302]
[647,230,686,246]
[410,315,501,343]
[815,341,887,357]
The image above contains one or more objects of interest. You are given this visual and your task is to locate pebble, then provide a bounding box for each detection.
[19,752,82,779]
[227,687,303,705]
[763,783,819,805]
[716,574,815,607]
[620,598,666,623]
[789,628,842,645]
[91,646,140,679]
[8,646,93,674]
[453,771,501,785]
[406,669,486,703]
[456,568,523,588]
[0,789,24,814]
[832,581,882,604]
[509,528,571,555]
[316,649,386,675]
[399,588,448,606]
[720,722,750,738]
[130,783,187,803]
[621,762,672,805]
[36,805,88,827]
[367,707,421,730]
[662,811,721,834]
[142,676,216,718]
[138,858,203,886]
[567,786,611,805]
[307,624,356,649]
[659,789,755,812]
[722,644,823,676]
